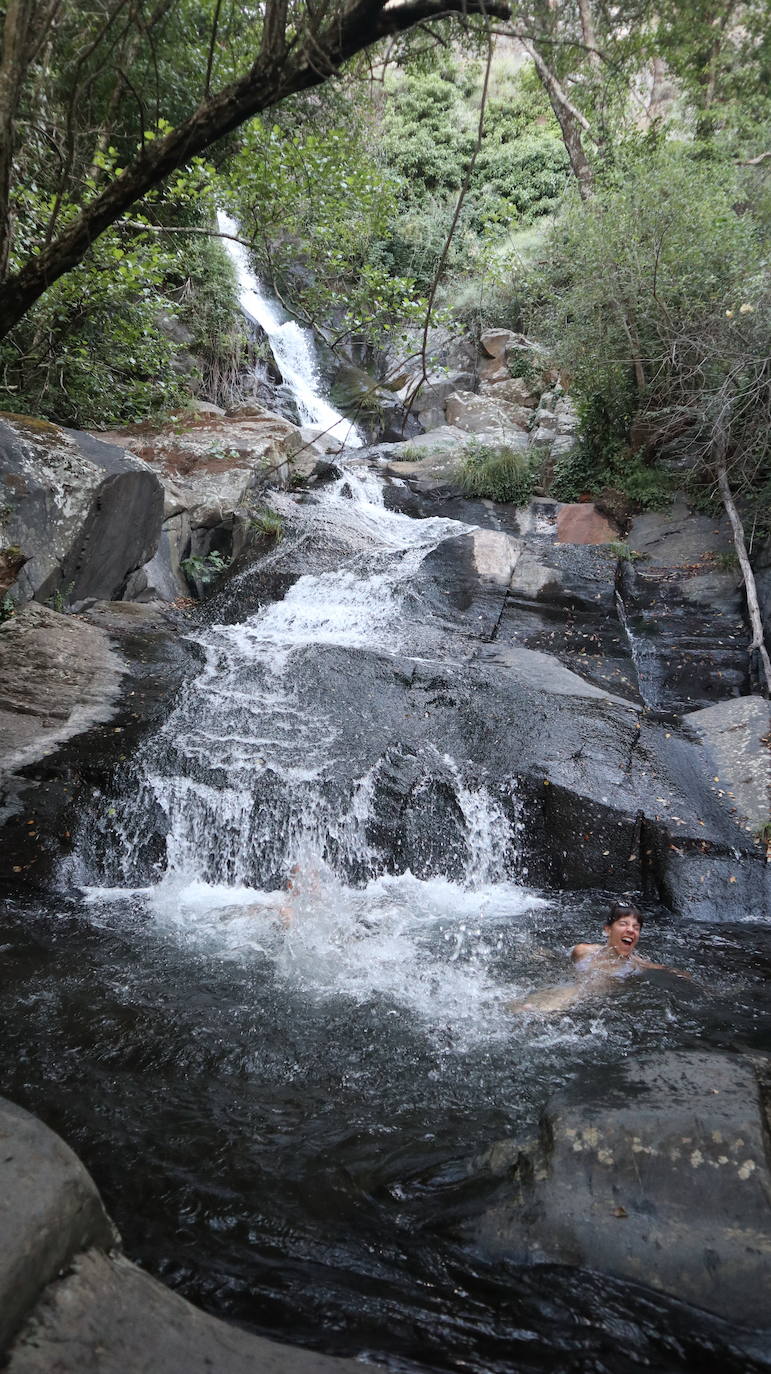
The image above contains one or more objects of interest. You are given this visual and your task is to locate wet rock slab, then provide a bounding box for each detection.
[473,1051,771,1325]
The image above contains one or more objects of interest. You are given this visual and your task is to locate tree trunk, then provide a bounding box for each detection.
[525,40,594,199]
[0,0,34,276]
[717,464,771,696]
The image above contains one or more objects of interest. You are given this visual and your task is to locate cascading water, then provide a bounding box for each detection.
[217,210,363,448]
[75,462,540,1035]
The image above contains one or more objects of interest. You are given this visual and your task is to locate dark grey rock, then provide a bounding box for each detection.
[471,1051,771,1325]
[0,1097,116,1353]
[0,417,163,608]
[684,696,771,836]
[0,604,123,783]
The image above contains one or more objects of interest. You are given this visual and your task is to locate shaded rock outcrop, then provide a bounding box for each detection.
[95,406,327,602]
[0,416,163,608]
[472,1051,771,1326]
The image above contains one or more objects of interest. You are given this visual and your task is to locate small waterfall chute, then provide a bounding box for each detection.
[217,211,363,448]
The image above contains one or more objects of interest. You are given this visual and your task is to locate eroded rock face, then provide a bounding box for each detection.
[0,417,163,607]
[0,603,123,782]
[93,408,327,602]
[472,1051,771,1325]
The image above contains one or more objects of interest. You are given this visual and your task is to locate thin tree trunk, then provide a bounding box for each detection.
[717,464,771,695]
[0,0,34,275]
[577,0,601,69]
[524,40,594,199]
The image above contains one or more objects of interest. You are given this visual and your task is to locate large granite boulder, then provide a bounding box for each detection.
[445,390,532,436]
[0,416,164,607]
[94,409,319,601]
[472,1052,771,1325]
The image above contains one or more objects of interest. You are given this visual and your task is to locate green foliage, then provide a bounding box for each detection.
[533,144,769,511]
[0,592,15,623]
[181,551,231,587]
[228,117,425,350]
[458,439,535,505]
[0,226,190,426]
[608,541,643,563]
[248,508,285,541]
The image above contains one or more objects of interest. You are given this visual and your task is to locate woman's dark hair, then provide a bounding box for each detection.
[607,901,643,927]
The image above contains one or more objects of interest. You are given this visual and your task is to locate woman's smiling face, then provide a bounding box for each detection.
[604,913,641,958]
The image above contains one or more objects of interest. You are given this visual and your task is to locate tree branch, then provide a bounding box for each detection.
[0,0,512,341]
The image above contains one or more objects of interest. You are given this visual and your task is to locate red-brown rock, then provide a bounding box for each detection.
[556,503,618,545]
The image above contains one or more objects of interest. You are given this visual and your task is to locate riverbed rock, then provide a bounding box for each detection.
[0,1097,115,1352]
[684,696,771,835]
[0,603,123,782]
[0,416,164,608]
[472,1051,771,1325]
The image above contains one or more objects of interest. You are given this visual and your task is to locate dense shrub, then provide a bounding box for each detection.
[531,145,769,508]
[458,439,535,504]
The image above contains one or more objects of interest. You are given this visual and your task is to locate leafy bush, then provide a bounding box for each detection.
[458,439,535,505]
[181,551,230,588]
[532,145,768,512]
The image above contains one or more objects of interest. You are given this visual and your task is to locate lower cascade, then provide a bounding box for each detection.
[73,466,533,1033]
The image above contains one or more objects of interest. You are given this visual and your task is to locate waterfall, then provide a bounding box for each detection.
[73,461,542,1033]
[217,211,363,448]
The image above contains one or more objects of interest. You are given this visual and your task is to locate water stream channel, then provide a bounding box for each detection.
[2,240,770,1373]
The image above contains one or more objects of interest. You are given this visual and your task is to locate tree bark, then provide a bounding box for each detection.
[0,0,34,276]
[0,0,511,340]
[717,464,771,696]
[524,39,594,198]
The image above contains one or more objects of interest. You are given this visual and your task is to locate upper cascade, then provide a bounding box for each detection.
[217,211,363,448]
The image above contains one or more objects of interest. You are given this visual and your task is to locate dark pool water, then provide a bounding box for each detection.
[2,882,770,1374]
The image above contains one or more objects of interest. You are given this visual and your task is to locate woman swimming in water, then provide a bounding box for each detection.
[508,901,690,1014]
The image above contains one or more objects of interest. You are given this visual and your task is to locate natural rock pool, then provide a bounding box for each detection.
[2,462,770,1372]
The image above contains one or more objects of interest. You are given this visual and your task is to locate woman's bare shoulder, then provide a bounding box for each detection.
[571,941,600,962]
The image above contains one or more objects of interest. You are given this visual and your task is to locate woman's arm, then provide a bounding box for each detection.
[571,942,598,963]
